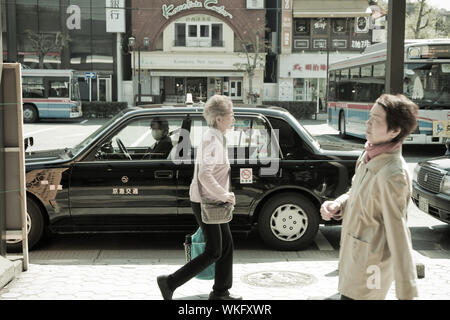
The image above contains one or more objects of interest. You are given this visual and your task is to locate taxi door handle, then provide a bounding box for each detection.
[154,170,173,179]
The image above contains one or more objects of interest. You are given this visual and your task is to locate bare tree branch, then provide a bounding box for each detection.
[25,30,71,68]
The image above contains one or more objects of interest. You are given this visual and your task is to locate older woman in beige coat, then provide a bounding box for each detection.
[321,94,419,300]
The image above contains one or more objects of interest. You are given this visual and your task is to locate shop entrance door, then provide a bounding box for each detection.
[97,76,112,102]
[186,77,207,102]
[229,80,242,100]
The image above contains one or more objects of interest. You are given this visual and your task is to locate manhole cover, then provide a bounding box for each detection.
[242,271,317,288]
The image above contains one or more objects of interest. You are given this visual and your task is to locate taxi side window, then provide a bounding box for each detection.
[92,117,183,161]
[189,116,273,160]
[226,117,273,160]
[267,117,309,159]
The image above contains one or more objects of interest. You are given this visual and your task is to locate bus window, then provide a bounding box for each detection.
[350,68,360,79]
[47,78,69,98]
[372,64,385,101]
[329,71,336,101]
[405,63,450,106]
[22,76,45,98]
[337,69,354,101]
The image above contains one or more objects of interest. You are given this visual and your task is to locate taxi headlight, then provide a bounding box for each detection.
[412,164,420,182]
[441,175,450,195]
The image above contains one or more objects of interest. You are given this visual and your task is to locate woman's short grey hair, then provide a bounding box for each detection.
[203,95,233,127]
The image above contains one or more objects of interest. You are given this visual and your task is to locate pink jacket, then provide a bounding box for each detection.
[189,128,233,204]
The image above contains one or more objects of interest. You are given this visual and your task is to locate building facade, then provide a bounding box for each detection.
[264,0,373,111]
[1,0,376,108]
[130,0,266,104]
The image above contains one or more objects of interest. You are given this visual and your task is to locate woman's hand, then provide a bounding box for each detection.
[320,200,342,221]
[226,192,236,205]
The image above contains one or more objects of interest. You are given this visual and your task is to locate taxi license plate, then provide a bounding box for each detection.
[418,196,429,213]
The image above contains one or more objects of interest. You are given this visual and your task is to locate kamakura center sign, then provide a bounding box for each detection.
[162,0,233,20]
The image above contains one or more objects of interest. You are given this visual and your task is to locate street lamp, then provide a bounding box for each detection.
[318,41,329,118]
[128,36,150,105]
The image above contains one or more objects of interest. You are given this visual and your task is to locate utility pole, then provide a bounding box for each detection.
[386,0,406,94]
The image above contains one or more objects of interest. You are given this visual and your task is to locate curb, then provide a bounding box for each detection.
[0,256,23,290]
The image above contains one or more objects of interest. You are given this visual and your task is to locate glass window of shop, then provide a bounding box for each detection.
[14,0,114,72]
[16,0,62,68]
[293,78,326,107]
[69,0,114,71]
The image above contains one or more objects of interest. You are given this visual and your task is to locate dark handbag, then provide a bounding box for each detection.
[184,227,215,280]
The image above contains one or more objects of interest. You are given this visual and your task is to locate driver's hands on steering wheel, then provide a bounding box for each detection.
[115,138,132,160]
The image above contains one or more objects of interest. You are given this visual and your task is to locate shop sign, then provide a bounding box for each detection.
[293,63,327,72]
[351,40,370,49]
[281,1,292,52]
[66,5,81,30]
[162,0,233,20]
[140,52,249,70]
[106,0,125,33]
[433,120,450,138]
[314,18,327,30]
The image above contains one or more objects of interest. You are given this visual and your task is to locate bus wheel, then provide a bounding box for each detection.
[257,193,319,251]
[23,104,38,123]
[339,112,347,138]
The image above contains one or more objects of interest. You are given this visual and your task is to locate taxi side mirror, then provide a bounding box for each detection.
[24,137,34,151]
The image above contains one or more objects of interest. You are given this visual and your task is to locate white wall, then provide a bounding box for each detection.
[264,83,278,101]
[122,80,134,107]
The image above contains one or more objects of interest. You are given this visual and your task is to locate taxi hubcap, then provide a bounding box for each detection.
[6,213,31,245]
[270,204,308,242]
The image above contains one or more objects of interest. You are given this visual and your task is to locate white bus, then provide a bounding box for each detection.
[327,39,450,144]
[21,68,82,123]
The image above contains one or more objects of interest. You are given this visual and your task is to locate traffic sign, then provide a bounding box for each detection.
[85,72,96,79]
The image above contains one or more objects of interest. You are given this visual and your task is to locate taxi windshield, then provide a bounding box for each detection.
[71,111,126,156]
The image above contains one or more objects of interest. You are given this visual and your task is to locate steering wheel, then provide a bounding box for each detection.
[116,138,132,160]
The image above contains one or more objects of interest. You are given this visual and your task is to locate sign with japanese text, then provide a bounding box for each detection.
[106,0,125,33]
[433,120,450,138]
[281,0,292,53]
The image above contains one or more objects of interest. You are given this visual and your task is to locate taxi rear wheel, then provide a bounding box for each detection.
[258,193,319,251]
[6,198,45,252]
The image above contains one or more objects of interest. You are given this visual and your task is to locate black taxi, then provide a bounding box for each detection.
[17,104,360,252]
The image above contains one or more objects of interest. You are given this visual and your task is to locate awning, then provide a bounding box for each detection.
[293,0,371,18]
[150,71,244,77]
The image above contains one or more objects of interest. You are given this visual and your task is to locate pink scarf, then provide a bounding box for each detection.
[364,140,402,163]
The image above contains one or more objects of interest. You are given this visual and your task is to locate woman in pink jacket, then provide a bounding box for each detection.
[157,95,241,300]
[321,94,419,300]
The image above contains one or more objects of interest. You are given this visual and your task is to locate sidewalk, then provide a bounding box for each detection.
[1,250,449,300]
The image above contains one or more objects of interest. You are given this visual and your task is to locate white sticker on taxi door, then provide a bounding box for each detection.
[240,168,253,184]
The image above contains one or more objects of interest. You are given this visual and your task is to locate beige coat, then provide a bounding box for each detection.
[335,149,418,300]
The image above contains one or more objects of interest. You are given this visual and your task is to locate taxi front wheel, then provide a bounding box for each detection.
[258,193,319,251]
[6,198,45,253]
